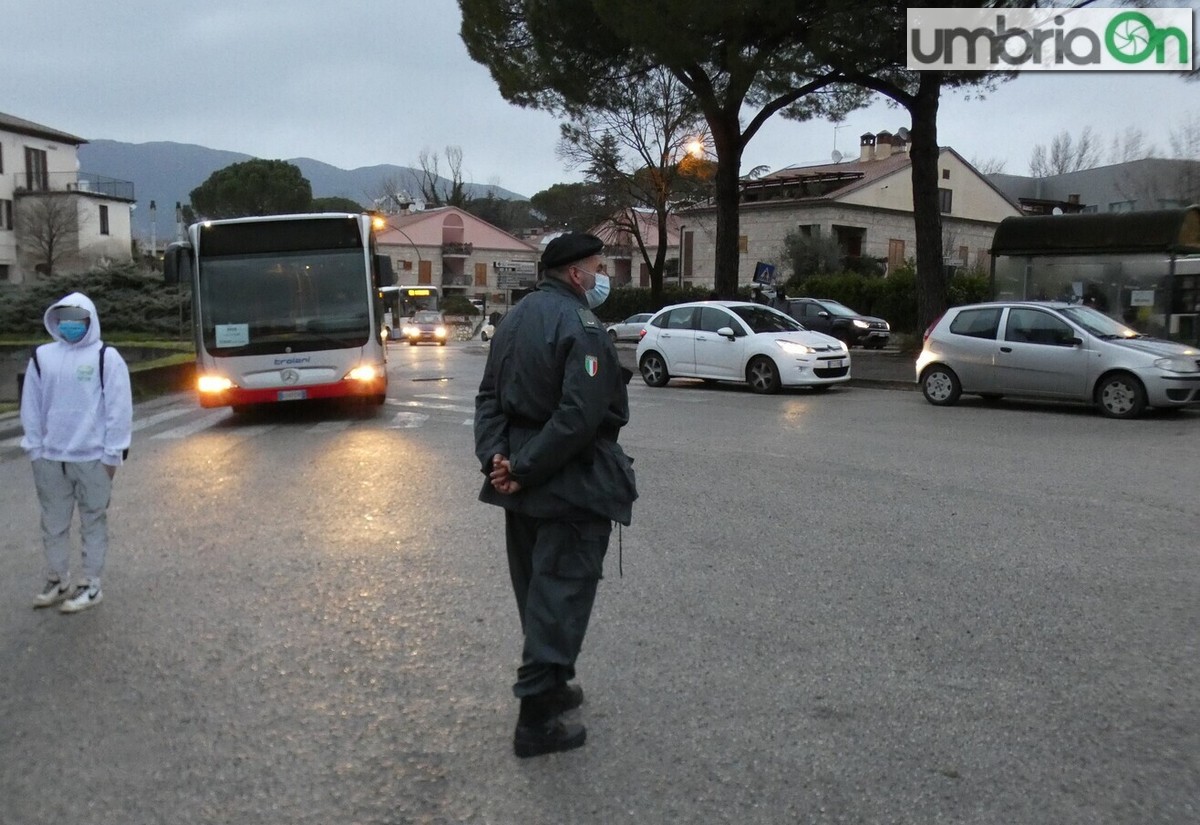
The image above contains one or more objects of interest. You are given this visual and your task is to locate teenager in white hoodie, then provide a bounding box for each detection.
[20,292,132,613]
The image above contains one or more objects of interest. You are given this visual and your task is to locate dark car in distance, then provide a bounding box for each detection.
[784,297,890,349]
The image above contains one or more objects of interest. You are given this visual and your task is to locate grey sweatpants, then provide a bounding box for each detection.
[31,459,113,584]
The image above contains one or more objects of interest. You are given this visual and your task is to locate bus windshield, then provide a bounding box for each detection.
[199,248,372,356]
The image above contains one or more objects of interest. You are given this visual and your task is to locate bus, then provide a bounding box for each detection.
[164,213,391,410]
[379,285,440,322]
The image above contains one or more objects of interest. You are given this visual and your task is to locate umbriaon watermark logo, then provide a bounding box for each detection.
[907,8,1193,71]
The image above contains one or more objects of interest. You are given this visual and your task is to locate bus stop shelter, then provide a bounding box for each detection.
[990,207,1200,343]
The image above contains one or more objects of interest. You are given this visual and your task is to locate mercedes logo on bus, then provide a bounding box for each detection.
[280,368,301,385]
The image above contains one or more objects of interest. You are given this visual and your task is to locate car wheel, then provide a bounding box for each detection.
[1095,372,1146,419]
[608,329,619,342]
[921,365,961,406]
[480,332,489,341]
[639,352,670,387]
[439,341,446,346]
[746,356,781,394]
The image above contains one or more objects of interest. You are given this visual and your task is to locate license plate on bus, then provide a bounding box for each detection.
[278,389,307,401]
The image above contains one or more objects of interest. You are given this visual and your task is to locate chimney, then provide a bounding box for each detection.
[875,131,895,159]
[1067,194,1080,205]
[859,132,876,162]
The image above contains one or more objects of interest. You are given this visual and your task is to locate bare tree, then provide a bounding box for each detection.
[1108,126,1157,164]
[1029,127,1102,176]
[417,146,468,208]
[1114,114,1200,208]
[557,67,712,300]
[371,173,418,214]
[16,195,82,277]
[970,156,1007,175]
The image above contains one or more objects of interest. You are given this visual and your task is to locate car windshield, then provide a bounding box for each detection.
[730,305,805,333]
[1058,306,1141,338]
[819,300,859,318]
[412,311,442,324]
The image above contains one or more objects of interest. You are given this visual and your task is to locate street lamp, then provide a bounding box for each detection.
[677,224,687,287]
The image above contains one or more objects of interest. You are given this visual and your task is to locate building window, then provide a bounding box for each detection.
[1108,200,1135,212]
[738,235,748,253]
[798,224,819,237]
[99,204,110,235]
[888,238,905,268]
[24,147,48,190]
[0,144,4,174]
[938,187,953,214]
[958,245,969,266]
[0,199,12,230]
[0,264,9,282]
[941,169,950,180]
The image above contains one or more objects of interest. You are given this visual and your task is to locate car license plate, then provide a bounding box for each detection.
[826,359,845,369]
[278,389,307,401]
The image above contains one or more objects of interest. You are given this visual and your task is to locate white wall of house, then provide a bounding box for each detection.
[682,147,1022,288]
[77,197,134,262]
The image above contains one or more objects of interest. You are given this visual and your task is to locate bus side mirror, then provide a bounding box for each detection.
[375,254,396,287]
[163,242,193,287]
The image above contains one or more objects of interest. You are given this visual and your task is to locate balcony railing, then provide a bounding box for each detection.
[442,242,473,257]
[605,244,634,258]
[442,273,471,287]
[11,171,135,201]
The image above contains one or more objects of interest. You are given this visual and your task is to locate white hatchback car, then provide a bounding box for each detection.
[635,301,850,393]
[916,301,1200,418]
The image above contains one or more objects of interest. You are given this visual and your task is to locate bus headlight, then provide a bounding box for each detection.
[197,375,235,393]
[346,365,379,382]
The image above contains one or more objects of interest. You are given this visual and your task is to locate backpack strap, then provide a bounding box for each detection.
[99,342,108,388]
[31,346,41,377]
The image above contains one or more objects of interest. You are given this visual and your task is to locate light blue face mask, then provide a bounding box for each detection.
[58,320,88,343]
[583,271,611,309]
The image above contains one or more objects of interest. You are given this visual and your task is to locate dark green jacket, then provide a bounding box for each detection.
[474,277,637,524]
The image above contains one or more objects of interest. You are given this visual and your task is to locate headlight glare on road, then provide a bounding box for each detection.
[346,365,378,382]
[1154,356,1200,373]
[197,374,234,393]
[776,340,814,355]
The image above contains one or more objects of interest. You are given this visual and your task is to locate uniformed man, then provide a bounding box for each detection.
[474,232,638,758]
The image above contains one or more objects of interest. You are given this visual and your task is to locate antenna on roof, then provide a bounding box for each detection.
[831,149,844,163]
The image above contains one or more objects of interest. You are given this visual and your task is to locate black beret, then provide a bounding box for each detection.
[541,232,604,270]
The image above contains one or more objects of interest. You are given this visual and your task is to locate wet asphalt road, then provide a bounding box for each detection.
[0,341,1197,824]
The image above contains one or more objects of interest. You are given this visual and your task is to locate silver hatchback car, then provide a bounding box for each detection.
[916,301,1200,419]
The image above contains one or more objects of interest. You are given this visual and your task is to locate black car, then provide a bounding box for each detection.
[784,297,890,349]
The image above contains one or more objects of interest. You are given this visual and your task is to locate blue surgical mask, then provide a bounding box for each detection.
[584,272,611,309]
[58,320,88,343]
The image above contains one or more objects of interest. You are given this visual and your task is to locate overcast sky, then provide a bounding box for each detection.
[3,1,1197,198]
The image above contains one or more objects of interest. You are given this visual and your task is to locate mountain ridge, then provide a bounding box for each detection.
[77,139,527,241]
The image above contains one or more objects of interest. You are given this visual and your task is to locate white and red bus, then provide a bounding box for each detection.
[164,213,390,410]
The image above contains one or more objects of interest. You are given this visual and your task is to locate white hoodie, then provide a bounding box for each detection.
[19,292,133,466]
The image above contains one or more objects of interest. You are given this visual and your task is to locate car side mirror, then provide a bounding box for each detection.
[1068,336,1083,347]
[716,326,736,340]
[818,311,831,318]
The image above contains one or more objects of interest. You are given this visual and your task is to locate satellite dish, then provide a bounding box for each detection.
[831,149,844,163]
[896,127,911,141]
[1052,206,1064,215]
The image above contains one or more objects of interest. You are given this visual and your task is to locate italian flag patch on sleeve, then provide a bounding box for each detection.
[584,355,599,377]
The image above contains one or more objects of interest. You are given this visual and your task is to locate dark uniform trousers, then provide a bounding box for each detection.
[505,511,612,698]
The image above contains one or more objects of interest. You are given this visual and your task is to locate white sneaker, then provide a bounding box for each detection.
[33,579,70,608]
[60,583,103,613]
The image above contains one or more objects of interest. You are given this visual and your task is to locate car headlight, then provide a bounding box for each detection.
[852,319,869,329]
[776,340,814,355]
[434,326,447,337]
[1154,356,1200,373]
[403,326,418,336]
[346,365,378,381]
[197,375,234,393]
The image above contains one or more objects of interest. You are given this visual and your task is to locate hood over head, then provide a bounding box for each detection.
[44,292,101,346]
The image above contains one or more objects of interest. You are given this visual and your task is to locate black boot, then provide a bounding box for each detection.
[513,691,586,758]
[545,682,584,714]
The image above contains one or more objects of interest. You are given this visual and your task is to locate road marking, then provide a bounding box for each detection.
[391,399,474,413]
[415,393,472,402]
[131,407,193,432]
[309,420,354,432]
[388,412,429,429]
[151,410,230,439]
